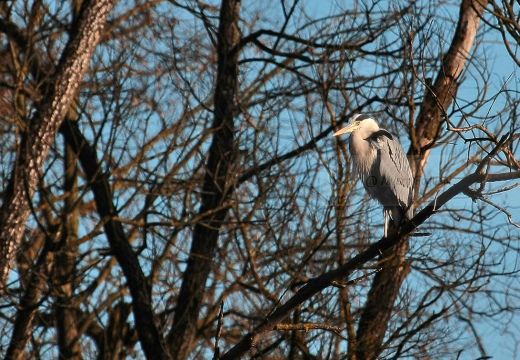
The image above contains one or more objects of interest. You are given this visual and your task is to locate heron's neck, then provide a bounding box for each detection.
[349,132,376,178]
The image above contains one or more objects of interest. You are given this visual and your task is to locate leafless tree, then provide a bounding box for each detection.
[1,0,519,359]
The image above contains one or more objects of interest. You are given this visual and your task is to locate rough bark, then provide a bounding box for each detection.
[59,119,170,360]
[355,1,488,359]
[0,0,116,288]
[167,0,240,358]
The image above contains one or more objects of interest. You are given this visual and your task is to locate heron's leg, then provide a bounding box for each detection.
[384,210,388,238]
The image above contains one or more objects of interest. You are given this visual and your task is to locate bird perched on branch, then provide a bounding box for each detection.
[334,114,414,237]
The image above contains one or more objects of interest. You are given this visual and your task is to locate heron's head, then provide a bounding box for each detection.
[333,114,379,137]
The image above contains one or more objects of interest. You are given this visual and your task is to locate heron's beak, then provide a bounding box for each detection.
[333,123,356,136]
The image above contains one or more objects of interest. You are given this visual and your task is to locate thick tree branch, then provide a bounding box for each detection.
[167,1,241,358]
[410,0,489,178]
[0,0,116,288]
[59,120,170,360]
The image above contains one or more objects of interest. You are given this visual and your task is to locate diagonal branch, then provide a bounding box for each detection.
[59,119,170,360]
[220,169,520,360]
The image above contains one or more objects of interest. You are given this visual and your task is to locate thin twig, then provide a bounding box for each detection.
[213,301,224,360]
[477,196,520,229]
[331,269,381,289]
[274,323,343,333]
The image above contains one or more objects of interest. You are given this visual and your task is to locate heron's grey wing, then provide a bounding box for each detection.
[369,130,414,219]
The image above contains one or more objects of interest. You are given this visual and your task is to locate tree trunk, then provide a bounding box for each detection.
[355,237,411,360]
[54,106,83,360]
[0,0,116,288]
[355,1,488,359]
[167,0,241,358]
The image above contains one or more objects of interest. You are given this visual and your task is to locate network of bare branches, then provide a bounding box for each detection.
[0,1,519,360]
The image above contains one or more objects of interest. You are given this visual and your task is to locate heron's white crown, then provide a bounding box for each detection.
[333,114,379,136]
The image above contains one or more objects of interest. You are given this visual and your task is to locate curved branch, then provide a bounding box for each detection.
[59,120,170,360]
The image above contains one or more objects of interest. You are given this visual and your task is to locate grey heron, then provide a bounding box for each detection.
[334,114,414,237]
